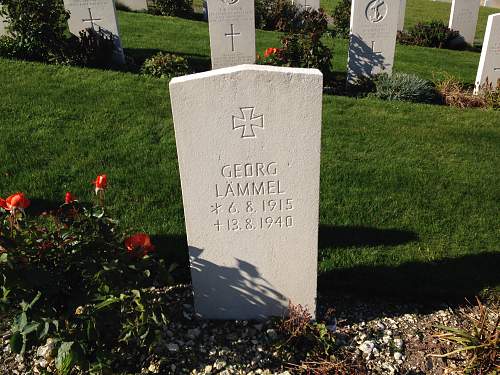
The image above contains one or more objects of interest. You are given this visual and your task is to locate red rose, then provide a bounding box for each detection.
[264,47,278,58]
[1,193,30,211]
[124,233,155,257]
[92,174,107,193]
[65,192,76,204]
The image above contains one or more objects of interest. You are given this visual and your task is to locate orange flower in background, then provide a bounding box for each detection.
[125,233,155,257]
[1,193,31,211]
[65,192,76,204]
[93,174,107,193]
[264,47,278,58]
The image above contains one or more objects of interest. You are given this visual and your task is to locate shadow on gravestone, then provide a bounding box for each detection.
[348,34,387,82]
[189,247,287,320]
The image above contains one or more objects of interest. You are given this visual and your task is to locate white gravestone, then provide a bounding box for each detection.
[398,0,406,31]
[294,0,320,11]
[116,0,147,11]
[474,13,500,93]
[63,0,125,64]
[484,0,500,8]
[170,65,322,320]
[207,0,256,69]
[449,0,480,45]
[348,0,400,83]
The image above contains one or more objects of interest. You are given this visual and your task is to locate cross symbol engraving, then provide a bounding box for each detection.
[214,220,223,231]
[225,24,241,52]
[304,0,311,10]
[232,107,264,138]
[371,41,382,54]
[82,8,102,31]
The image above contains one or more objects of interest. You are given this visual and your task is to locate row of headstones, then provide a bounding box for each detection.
[208,0,499,92]
[0,0,497,88]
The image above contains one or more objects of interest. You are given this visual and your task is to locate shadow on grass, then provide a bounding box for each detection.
[319,252,500,305]
[319,225,418,249]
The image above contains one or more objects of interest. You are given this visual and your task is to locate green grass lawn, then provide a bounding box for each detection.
[0,6,499,303]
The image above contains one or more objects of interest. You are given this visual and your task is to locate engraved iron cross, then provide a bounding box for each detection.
[232,107,264,138]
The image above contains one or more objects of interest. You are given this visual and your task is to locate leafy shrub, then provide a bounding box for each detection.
[255,0,300,31]
[0,179,175,373]
[149,0,193,17]
[397,21,463,49]
[0,0,118,67]
[141,52,190,79]
[0,0,70,62]
[330,0,351,38]
[371,73,437,103]
[79,29,115,68]
[435,75,500,109]
[257,9,333,80]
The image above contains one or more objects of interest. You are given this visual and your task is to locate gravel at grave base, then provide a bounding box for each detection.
[0,284,496,375]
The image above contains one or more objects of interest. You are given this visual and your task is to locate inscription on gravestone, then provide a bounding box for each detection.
[170,65,322,320]
[207,0,256,69]
[63,0,125,64]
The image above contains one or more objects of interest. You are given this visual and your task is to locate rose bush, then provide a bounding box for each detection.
[0,176,176,374]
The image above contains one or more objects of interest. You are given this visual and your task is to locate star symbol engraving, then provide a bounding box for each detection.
[232,107,264,139]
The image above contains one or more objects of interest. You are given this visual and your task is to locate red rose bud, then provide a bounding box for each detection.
[93,174,107,194]
[65,192,75,204]
[124,233,155,257]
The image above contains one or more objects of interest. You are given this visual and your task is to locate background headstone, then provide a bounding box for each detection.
[484,0,500,8]
[348,0,400,83]
[449,0,480,45]
[398,0,406,30]
[203,0,208,21]
[294,0,320,11]
[207,0,256,69]
[170,65,322,320]
[116,0,148,11]
[63,0,125,65]
[474,13,500,93]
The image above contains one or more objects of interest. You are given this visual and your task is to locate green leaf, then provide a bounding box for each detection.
[94,297,120,310]
[55,341,83,375]
[22,322,40,336]
[10,332,23,354]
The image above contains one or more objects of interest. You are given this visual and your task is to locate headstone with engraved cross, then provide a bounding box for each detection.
[474,13,500,94]
[449,0,480,46]
[63,0,125,65]
[294,0,320,11]
[347,0,400,84]
[169,65,323,320]
[207,0,256,69]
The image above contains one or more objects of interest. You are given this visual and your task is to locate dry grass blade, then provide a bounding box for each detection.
[430,297,499,374]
